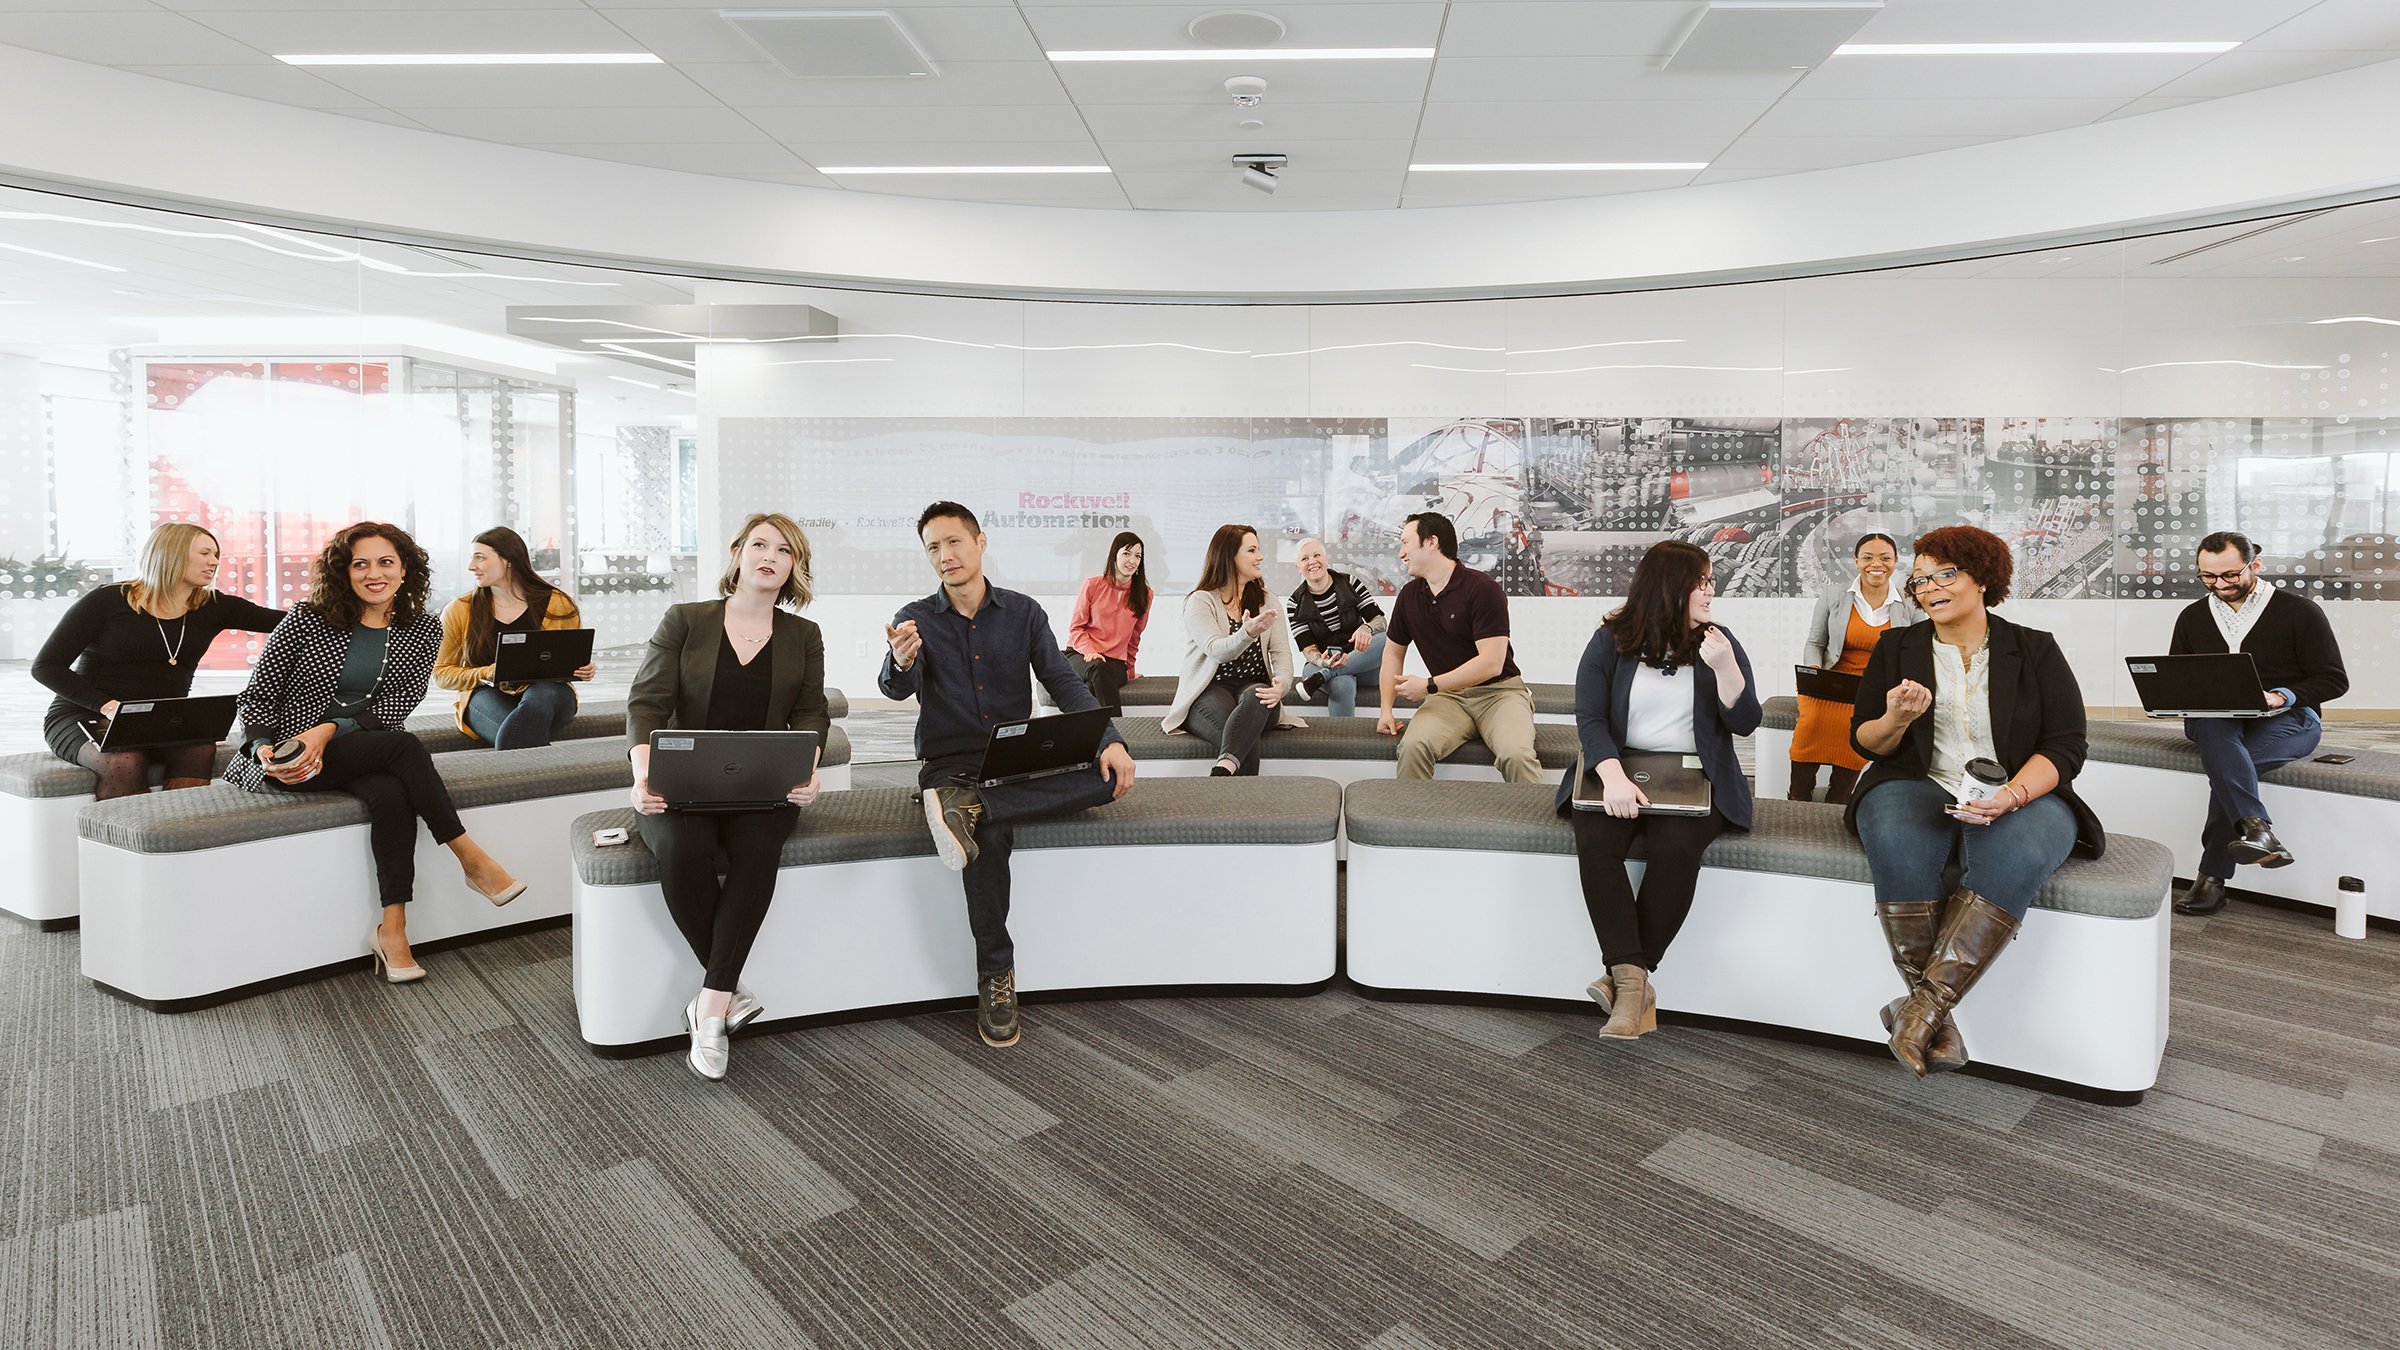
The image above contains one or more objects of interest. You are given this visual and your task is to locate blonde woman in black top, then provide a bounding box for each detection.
[33,522,282,798]
[626,512,831,1082]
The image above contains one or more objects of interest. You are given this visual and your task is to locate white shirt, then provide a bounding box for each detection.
[1927,637,1997,796]
[2209,581,2274,651]
[1849,579,1896,628]
[1626,662,1698,754]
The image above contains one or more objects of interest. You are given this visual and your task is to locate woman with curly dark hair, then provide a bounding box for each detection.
[225,521,524,984]
[1847,524,2102,1077]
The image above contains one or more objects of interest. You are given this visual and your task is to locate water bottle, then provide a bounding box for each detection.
[2335,876,2367,941]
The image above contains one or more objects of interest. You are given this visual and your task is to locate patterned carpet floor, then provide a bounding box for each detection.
[2,886,2395,1349]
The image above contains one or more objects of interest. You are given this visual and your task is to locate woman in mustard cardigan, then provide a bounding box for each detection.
[433,526,593,749]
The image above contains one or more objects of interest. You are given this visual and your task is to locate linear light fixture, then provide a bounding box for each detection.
[1409,162,1709,173]
[1834,42,2239,56]
[817,165,1112,175]
[276,52,663,66]
[1046,48,1435,62]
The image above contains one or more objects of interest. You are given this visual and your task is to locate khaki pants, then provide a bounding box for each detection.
[1397,677,1543,784]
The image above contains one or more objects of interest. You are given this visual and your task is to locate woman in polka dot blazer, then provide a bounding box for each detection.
[225,521,526,985]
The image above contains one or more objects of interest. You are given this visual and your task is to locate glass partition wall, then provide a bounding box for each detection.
[2,183,2396,730]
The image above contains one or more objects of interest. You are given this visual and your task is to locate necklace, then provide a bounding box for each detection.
[156,615,188,667]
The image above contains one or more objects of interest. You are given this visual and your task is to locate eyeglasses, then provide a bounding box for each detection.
[1903,567,1965,595]
[2197,567,2252,584]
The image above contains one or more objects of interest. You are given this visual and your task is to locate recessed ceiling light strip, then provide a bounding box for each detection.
[1046,48,1435,62]
[1835,42,2239,56]
[276,53,663,66]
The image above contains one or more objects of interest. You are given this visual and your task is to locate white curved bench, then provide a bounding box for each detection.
[0,693,851,930]
[1755,695,2399,923]
[569,776,1342,1054]
[1342,781,2175,1100]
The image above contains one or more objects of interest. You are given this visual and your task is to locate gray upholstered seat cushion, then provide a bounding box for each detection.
[1525,683,1573,715]
[1340,781,2170,919]
[2084,719,2399,800]
[1761,695,1799,733]
[1115,676,1177,706]
[0,748,234,801]
[572,775,1343,887]
[79,739,636,854]
[1117,716,1578,768]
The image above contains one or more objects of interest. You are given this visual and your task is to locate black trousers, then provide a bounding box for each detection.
[267,728,465,909]
[1570,808,1727,970]
[636,806,801,990]
[1065,651,1129,709]
[921,751,1118,977]
[1183,681,1274,774]
[1787,761,1860,804]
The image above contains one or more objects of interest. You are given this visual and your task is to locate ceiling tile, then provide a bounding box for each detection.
[327,108,434,130]
[1078,101,1420,142]
[727,170,840,187]
[2098,96,2211,122]
[2147,48,2400,99]
[1402,168,1698,195]
[1408,136,1740,165]
[746,104,1094,143]
[301,64,721,109]
[1017,3,1444,50]
[398,105,772,143]
[1415,99,1770,144]
[160,2,587,9]
[783,140,1104,167]
[1427,56,1805,103]
[1103,141,1412,174]
[1438,3,1701,58]
[525,142,814,175]
[1115,168,1403,201]
[1051,60,1434,105]
[0,12,266,63]
[1847,0,2317,45]
[1135,196,1400,213]
[1688,167,1791,185]
[679,60,1068,107]
[120,61,377,108]
[1791,52,2218,101]
[596,5,1045,65]
[838,176,1127,202]
[2244,0,2400,51]
[180,7,631,52]
[1706,134,1998,171]
[1746,97,2127,139]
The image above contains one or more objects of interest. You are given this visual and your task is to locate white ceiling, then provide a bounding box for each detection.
[0,0,2395,211]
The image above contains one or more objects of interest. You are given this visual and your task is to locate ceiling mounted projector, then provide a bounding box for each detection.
[1233,153,1286,194]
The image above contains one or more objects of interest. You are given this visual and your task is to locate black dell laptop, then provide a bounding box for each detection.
[1793,664,1861,703]
[96,694,240,753]
[647,730,820,812]
[492,627,595,683]
[973,706,1115,789]
[2126,653,2272,718]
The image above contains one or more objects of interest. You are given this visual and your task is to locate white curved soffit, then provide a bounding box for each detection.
[3,43,2400,303]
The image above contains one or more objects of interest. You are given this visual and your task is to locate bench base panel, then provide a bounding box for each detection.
[575,841,1339,1049]
[1346,841,2170,1096]
[1,791,85,924]
[89,916,571,1013]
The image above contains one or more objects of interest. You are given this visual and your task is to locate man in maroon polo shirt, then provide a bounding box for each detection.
[1375,511,1543,783]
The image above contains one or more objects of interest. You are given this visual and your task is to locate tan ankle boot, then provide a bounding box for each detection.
[1598,964,1656,1040]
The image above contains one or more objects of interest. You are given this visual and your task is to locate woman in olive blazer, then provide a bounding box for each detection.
[625,513,830,1082]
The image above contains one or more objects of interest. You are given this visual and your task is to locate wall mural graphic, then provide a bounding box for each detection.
[729,414,2400,600]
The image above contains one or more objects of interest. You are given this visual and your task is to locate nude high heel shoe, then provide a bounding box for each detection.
[368,928,426,984]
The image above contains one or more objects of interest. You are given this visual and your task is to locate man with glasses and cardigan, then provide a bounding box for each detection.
[2168,531,2349,915]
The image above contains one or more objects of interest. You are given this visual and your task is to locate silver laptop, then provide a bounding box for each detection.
[647,730,819,812]
[2126,653,2273,718]
[1571,750,1713,817]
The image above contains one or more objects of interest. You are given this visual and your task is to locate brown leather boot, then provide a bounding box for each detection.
[1598,964,1656,1040]
[1874,900,1968,1073]
[1888,890,2020,1076]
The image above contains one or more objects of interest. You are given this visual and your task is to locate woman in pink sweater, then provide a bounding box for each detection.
[1065,531,1150,708]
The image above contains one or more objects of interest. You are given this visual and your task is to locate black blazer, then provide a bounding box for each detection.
[1555,621,1762,830]
[1845,613,2103,857]
[625,600,830,749]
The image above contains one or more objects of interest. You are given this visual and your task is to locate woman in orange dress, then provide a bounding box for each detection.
[1790,533,1918,803]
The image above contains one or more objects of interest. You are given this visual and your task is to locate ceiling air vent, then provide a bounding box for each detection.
[721,9,938,79]
[1663,1,1882,72]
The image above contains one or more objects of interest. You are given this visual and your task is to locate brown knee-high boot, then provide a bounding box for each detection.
[1873,901,1969,1073]
[1888,890,2020,1077]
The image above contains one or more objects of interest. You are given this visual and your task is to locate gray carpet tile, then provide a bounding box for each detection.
[0,874,2396,1346]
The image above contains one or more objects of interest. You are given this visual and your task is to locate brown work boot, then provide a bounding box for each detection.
[977,968,1020,1047]
[924,785,984,871]
[1888,890,2020,1077]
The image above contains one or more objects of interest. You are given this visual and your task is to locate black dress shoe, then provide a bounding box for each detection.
[1295,672,1327,703]
[2174,875,2230,916]
[2228,817,2294,869]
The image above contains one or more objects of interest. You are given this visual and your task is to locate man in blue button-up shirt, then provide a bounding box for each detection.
[881,501,1135,1048]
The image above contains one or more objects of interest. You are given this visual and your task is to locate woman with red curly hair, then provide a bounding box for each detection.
[226,522,525,985]
[1846,524,2104,1077]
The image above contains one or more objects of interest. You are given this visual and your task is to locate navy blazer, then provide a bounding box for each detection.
[1555,621,1762,829]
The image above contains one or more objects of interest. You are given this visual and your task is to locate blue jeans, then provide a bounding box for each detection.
[2184,710,2321,878]
[1303,629,1386,717]
[465,681,579,751]
[1852,777,2077,919]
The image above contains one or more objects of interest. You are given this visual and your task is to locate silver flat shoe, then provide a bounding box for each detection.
[683,997,729,1081]
[726,989,764,1033]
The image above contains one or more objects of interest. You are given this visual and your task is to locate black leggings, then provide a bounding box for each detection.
[76,741,216,801]
[636,807,800,990]
[267,729,465,909]
[1570,809,1727,970]
[1788,761,1859,804]
[1184,681,1274,774]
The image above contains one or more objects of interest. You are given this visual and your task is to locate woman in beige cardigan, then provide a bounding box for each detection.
[1160,524,1305,775]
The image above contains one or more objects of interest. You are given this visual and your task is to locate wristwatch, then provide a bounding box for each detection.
[1427,676,1439,694]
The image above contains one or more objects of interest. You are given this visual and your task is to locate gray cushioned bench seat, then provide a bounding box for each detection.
[1342,780,2172,919]
[0,749,236,801]
[1116,716,1579,768]
[400,688,847,755]
[571,776,1342,887]
[1109,676,1569,716]
[1760,694,1800,732]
